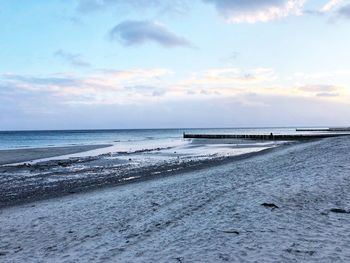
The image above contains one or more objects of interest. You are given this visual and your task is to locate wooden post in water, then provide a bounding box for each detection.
[183,133,350,141]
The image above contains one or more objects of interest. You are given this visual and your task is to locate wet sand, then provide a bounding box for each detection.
[0,144,112,165]
[0,147,275,208]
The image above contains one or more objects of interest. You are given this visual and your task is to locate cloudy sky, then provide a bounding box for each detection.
[1,0,350,130]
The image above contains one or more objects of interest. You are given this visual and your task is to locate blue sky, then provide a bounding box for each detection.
[1,0,350,130]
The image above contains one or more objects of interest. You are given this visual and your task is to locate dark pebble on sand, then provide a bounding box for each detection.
[261,203,279,209]
[175,257,184,262]
[14,246,22,253]
[330,208,349,214]
[222,230,240,235]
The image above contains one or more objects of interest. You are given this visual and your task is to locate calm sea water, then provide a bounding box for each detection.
[0,128,299,150]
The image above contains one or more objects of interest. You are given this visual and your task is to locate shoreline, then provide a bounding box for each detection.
[0,144,113,165]
[0,143,291,209]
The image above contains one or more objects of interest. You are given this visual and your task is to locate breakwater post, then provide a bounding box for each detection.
[183,133,350,141]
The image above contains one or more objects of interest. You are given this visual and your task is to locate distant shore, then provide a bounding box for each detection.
[0,144,112,165]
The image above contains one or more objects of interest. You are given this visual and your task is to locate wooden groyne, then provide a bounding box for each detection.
[183,133,350,141]
[296,128,350,132]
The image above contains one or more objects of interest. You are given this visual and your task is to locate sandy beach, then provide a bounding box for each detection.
[1,136,350,262]
[0,144,112,165]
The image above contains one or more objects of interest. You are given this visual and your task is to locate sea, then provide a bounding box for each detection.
[0,128,300,150]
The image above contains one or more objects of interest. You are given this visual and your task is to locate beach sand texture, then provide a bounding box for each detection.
[1,136,350,262]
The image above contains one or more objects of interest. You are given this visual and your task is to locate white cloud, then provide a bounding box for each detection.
[203,0,305,23]
[2,67,350,107]
[0,68,173,105]
[181,68,277,87]
[321,0,343,12]
[293,70,350,82]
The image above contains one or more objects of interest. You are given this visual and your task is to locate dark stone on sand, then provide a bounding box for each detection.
[219,253,231,261]
[285,248,315,256]
[261,203,279,209]
[0,252,7,256]
[330,208,349,214]
[222,230,240,234]
[14,246,22,253]
[175,257,184,262]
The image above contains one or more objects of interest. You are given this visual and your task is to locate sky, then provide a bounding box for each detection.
[1,0,350,130]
